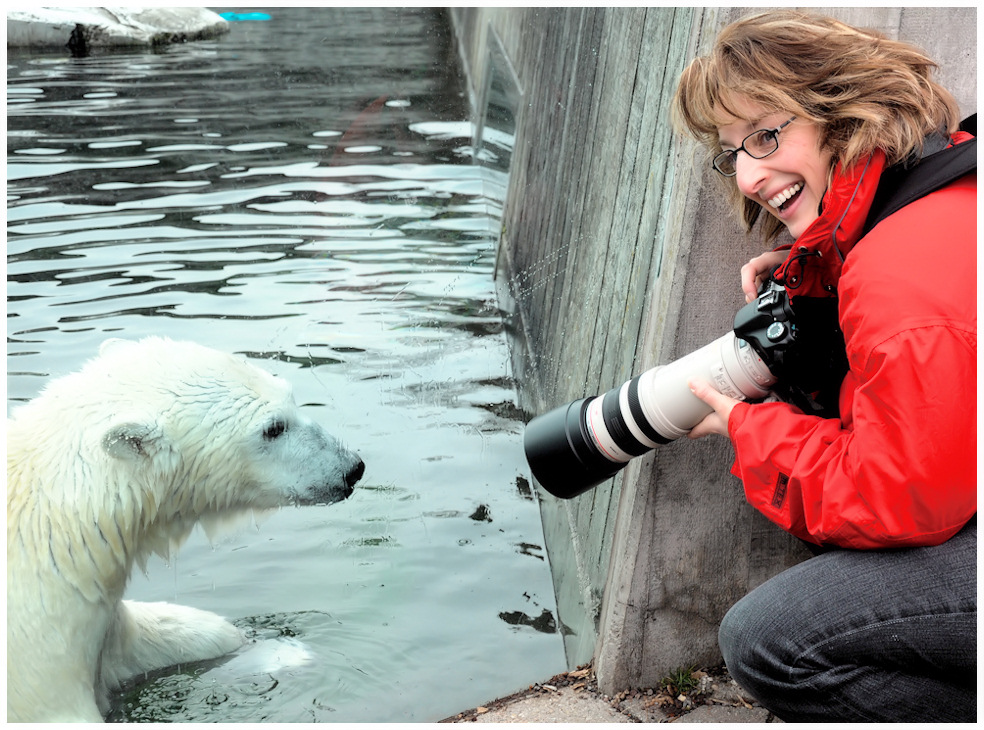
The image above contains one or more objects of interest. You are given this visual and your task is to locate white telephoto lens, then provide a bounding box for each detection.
[637,332,776,440]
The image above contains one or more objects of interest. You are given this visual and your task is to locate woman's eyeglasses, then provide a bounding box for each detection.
[713,117,796,177]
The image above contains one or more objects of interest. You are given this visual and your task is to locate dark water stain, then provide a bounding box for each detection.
[498,608,557,634]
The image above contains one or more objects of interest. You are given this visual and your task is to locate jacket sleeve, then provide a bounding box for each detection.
[726,188,977,549]
[728,325,976,549]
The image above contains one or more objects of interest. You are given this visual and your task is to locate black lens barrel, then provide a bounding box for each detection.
[523,398,627,499]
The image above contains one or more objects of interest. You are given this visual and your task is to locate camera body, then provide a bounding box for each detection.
[733,278,798,377]
[524,278,839,499]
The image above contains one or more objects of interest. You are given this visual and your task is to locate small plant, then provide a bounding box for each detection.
[660,666,701,697]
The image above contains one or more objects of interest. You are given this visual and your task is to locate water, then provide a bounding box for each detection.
[6,8,566,722]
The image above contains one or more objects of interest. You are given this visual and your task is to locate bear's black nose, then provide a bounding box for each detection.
[345,459,365,488]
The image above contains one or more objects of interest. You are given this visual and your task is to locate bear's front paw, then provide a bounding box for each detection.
[103,600,245,686]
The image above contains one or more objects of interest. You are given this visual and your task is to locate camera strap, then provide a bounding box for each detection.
[770,117,975,418]
[863,114,977,234]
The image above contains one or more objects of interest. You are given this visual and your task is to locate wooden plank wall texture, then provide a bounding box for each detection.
[449,6,977,691]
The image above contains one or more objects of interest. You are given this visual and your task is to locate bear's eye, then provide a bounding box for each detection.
[263,420,287,441]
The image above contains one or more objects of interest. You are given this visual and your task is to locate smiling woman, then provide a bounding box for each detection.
[673,9,976,723]
[715,108,832,241]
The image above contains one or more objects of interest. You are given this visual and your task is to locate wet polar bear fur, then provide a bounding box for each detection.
[6,337,365,722]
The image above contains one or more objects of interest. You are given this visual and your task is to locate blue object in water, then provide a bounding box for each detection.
[219,12,272,22]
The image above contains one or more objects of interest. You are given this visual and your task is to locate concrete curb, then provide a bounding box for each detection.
[441,665,781,723]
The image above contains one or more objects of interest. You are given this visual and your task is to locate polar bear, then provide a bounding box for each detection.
[6,337,365,722]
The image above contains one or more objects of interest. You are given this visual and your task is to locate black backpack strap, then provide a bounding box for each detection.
[960,113,976,136]
[863,114,977,235]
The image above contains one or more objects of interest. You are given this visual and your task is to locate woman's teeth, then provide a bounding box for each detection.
[768,182,803,210]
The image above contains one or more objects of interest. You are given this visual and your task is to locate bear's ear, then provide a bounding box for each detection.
[102,421,160,461]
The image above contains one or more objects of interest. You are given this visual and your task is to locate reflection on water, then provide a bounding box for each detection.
[7,7,565,722]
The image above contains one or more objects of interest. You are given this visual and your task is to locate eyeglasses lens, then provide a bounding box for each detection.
[747,130,778,157]
[713,128,781,177]
[714,152,737,176]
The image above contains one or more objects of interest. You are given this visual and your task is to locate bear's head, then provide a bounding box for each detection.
[9,337,367,584]
[6,338,364,563]
[88,338,365,516]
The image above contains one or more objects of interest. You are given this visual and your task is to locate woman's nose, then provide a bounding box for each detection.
[733,152,768,200]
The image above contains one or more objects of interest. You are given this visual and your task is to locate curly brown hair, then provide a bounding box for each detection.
[672,10,961,241]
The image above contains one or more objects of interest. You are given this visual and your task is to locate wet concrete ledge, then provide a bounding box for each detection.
[7,7,229,51]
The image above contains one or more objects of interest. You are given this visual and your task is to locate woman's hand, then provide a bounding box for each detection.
[741,250,788,302]
[689,249,785,437]
[686,378,740,439]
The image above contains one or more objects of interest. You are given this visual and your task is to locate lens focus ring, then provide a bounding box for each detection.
[601,388,650,457]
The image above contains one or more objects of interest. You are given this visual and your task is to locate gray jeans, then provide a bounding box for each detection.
[719,516,976,722]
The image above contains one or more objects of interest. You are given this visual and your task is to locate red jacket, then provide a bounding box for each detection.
[728,137,977,549]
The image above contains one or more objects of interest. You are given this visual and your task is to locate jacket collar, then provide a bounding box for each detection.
[773,150,887,298]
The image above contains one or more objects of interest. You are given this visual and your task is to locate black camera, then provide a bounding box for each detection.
[523,279,844,499]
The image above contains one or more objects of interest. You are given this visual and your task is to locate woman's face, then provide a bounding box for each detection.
[717,98,833,240]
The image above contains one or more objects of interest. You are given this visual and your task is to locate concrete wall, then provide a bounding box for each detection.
[449,7,977,692]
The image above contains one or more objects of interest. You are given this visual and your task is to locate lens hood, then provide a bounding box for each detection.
[523,398,627,499]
